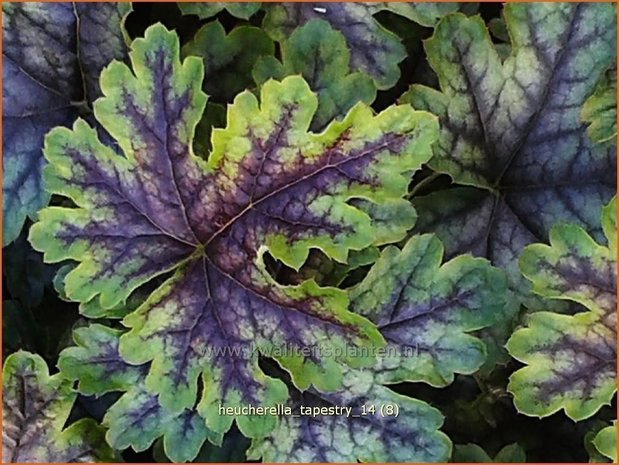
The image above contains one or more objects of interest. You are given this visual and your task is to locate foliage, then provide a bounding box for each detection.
[592,423,617,462]
[453,443,526,463]
[2,351,115,462]
[249,233,507,462]
[2,2,131,246]
[507,197,617,421]
[405,3,616,308]
[262,2,463,89]
[2,2,616,463]
[582,68,618,144]
[253,19,376,131]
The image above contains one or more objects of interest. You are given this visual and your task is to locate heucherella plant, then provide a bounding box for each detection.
[248,234,508,462]
[29,22,442,448]
[252,19,376,131]
[262,2,465,89]
[3,2,617,463]
[2,351,115,462]
[405,2,616,307]
[182,21,274,103]
[507,197,617,421]
[59,324,222,462]
[2,2,131,246]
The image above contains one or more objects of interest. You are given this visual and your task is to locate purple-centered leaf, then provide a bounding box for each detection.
[350,234,509,386]
[248,233,508,462]
[404,3,617,309]
[59,324,222,463]
[248,366,451,462]
[30,24,439,436]
[2,2,130,246]
[507,197,617,421]
[2,351,115,463]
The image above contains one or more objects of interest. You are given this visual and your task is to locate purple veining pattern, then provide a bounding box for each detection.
[30,24,438,433]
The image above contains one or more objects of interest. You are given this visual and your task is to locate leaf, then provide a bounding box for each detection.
[582,67,617,144]
[248,366,451,462]
[453,443,526,463]
[262,2,462,89]
[593,423,617,462]
[153,426,250,463]
[58,324,222,462]
[30,24,439,437]
[253,19,376,131]
[182,21,274,103]
[405,3,617,306]
[2,351,115,463]
[273,247,380,288]
[2,2,131,246]
[507,196,617,421]
[178,2,261,20]
[487,16,508,42]
[193,103,226,156]
[192,427,250,463]
[349,234,508,386]
[250,234,506,461]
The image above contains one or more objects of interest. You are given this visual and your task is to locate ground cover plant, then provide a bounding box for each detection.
[1,2,617,463]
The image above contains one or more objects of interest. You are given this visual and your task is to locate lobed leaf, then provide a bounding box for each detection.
[59,324,222,463]
[262,2,462,89]
[249,233,507,461]
[253,19,376,131]
[350,234,508,386]
[2,2,130,246]
[182,21,274,103]
[31,24,439,438]
[178,2,261,20]
[2,351,115,463]
[248,366,451,463]
[406,3,617,307]
[507,197,617,421]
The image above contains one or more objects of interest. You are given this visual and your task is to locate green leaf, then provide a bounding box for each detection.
[2,351,115,462]
[248,366,451,462]
[262,3,462,89]
[253,19,376,131]
[494,443,527,463]
[178,2,261,20]
[593,422,618,462]
[58,324,222,462]
[582,66,617,144]
[507,196,617,421]
[250,234,506,461]
[193,103,226,156]
[406,4,617,308]
[273,247,380,288]
[453,443,526,463]
[193,428,251,463]
[30,24,439,438]
[182,21,274,102]
[350,234,508,386]
[2,2,131,246]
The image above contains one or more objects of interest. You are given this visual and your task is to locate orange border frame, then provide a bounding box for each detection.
[0,1,616,464]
